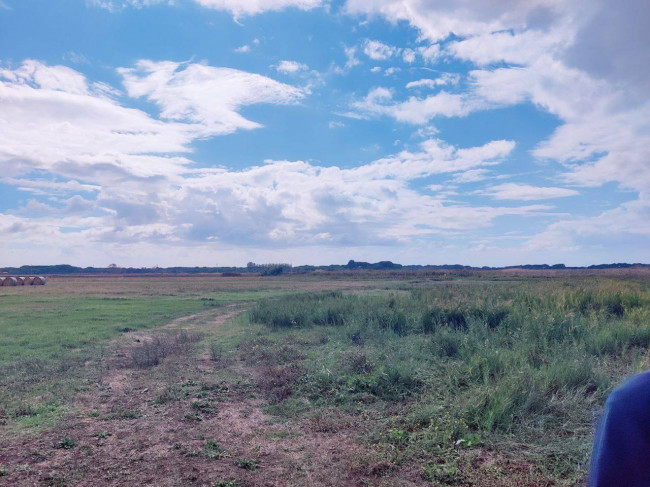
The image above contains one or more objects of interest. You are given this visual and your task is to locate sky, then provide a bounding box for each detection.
[0,0,648,267]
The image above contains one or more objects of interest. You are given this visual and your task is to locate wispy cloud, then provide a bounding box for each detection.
[482,183,579,201]
[273,60,308,74]
[362,39,397,60]
[119,59,305,136]
[193,0,325,17]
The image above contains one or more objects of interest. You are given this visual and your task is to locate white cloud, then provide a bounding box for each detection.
[348,138,515,180]
[234,45,251,53]
[351,87,480,124]
[5,1,650,265]
[274,60,308,74]
[1,59,90,95]
[88,0,174,12]
[1,178,101,195]
[406,74,460,90]
[482,183,579,200]
[0,60,195,179]
[343,1,650,253]
[2,66,539,261]
[526,200,650,254]
[0,59,304,184]
[119,60,304,136]
[193,0,325,17]
[402,48,415,63]
[343,46,360,69]
[447,28,570,67]
[416,44,441,62]
[344,0,571,43]
[451,169,490,183]
[413,126,439,138]
[362,39,397,60]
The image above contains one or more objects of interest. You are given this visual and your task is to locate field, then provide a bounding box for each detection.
[0,270,649,486]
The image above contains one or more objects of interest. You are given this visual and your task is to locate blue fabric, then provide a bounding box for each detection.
[589,371,650,486]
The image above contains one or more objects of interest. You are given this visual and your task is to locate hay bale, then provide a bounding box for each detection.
[23,276,34,285]
[32,276,47,285]
[3,277,17,286]
[0,277,4,286]
[16,277,25,285]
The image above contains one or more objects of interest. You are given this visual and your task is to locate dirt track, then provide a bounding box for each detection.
[0,306,418,487]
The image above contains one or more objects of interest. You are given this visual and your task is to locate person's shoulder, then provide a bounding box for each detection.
[608,371,650,407]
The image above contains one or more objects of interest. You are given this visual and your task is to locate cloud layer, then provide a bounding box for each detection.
[2,0,648,266]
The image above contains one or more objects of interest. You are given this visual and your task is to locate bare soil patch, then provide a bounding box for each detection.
[0,303,564,487]
[0,307,396,487]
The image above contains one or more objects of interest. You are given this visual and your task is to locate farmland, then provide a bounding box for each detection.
[0,270,649,486]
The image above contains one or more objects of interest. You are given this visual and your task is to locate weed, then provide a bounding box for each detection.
[386,428,410,447]
[236,458,259,470]
[256,363,304,403]
[155,384,183,404]
[104,408,141,420]
[423,460,465,485]
[204,441,229,459]
[340,350,374,374]
[209,341,223,361]
[422,307,468,332]
[54,437,76,449]
[191,400,216,415]
[130,331,203,368]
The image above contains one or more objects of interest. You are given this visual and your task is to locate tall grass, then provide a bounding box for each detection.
[246,278,650,479]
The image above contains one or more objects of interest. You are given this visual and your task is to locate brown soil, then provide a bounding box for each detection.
[0,305,560,487]
[0,307,423,487]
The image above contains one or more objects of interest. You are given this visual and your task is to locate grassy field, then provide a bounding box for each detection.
[0,271,648,486]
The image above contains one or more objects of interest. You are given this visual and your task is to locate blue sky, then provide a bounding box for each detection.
[0,0,648,267]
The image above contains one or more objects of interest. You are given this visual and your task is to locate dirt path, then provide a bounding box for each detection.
[0,305,402,487]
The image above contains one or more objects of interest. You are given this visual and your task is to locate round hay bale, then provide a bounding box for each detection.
[16,277,25,285]
[23,276,34,285]
[3,277,17,286]
[32,276,47,285]
[0,277,5,286]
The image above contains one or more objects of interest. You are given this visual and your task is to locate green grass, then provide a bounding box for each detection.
[0,278,293,429]
[244,277,650,484]
[0,296,211,362]
[2,273,649,484]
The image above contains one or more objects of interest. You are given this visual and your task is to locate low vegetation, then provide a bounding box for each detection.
[246,278,650,482]
[0,272,648,485]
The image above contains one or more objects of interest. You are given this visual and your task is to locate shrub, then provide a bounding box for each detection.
[208,341,222,361]
[130,331,202,368]
[422,307,467,332]
[370,364,422,400]
[256,364,304,403]
[430,329,463,358]
[466,375,547,432]
[339,350,374,374]
[236,458,259,470]
[55,437,76,449]
[470,307,509,329]
[542,359,605,394]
